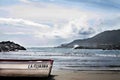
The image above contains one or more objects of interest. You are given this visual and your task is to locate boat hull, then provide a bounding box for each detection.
[0,59,53,77]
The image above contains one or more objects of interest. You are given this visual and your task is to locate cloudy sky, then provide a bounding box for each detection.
[0,0,120,47]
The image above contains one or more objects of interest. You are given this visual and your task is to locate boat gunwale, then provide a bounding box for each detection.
[0,59,53,62]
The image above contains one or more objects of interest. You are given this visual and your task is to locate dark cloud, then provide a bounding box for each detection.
[78,27,95,35]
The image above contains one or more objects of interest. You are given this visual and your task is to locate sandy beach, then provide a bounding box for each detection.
[52,70,120,80]
[1,70,120,80]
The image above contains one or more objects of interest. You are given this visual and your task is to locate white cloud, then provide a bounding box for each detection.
[4,32,25,35]
[0,17,98,40]
[1,3,101,24]
[0,18,51,38]
[0,18,50,28]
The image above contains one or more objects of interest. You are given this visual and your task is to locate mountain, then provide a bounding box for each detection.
[0,41,26,52]
[58,29,120,50]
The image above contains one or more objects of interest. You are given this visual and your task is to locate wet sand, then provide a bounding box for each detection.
[53,70,120,80]
[1,70,120,80]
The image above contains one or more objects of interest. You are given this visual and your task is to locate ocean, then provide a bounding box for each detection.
[0,47,120,71]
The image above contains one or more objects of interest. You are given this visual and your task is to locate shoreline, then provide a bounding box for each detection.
[1,70,120,80]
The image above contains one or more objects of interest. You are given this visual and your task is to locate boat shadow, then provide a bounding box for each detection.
[0,75,56,80]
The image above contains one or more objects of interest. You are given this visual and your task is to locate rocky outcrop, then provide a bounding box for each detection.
[0,41,26,52]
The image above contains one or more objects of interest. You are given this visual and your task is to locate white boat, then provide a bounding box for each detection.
[0,59,53,77]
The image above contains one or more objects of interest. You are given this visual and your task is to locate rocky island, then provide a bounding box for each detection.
[0,41,26,52]
[57,29,120,50]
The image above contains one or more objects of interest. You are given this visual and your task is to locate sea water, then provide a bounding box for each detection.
[0,47,120,71]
